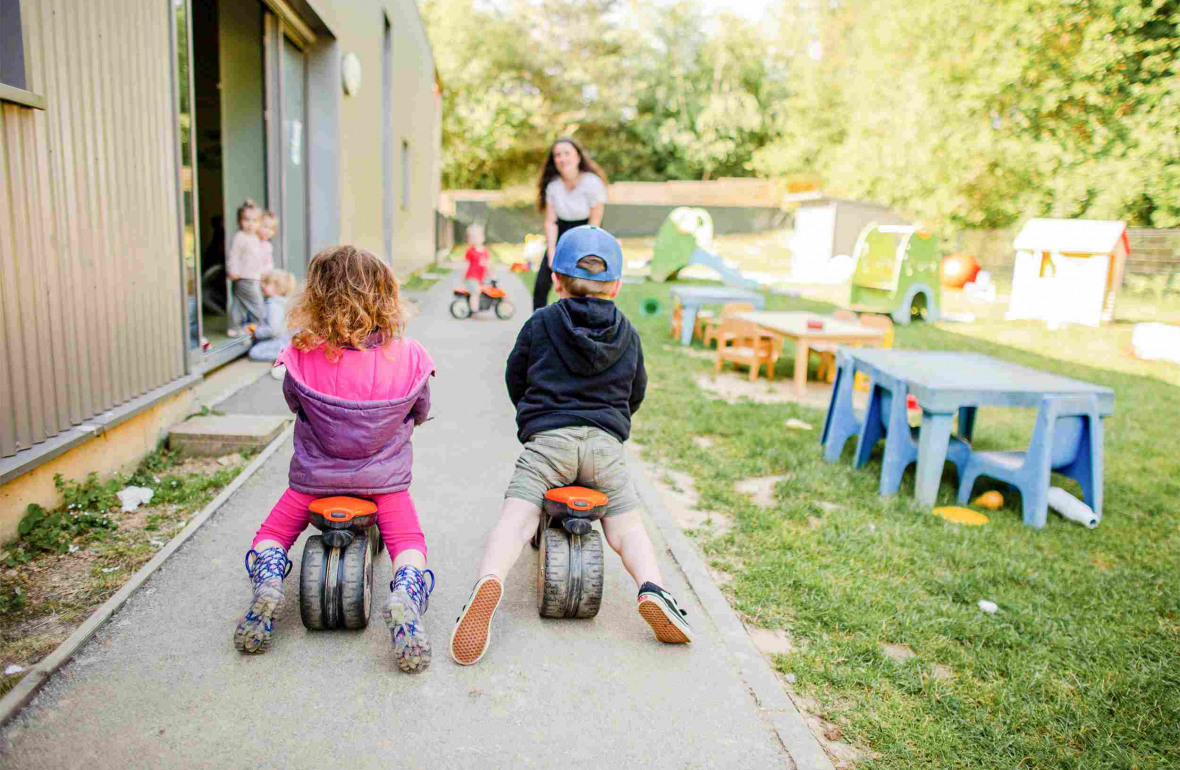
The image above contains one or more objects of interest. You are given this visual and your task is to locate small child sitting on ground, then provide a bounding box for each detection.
[233,246,437,672]
[463,224,490,312]
[449,225,692,666]
[248,269,296,364]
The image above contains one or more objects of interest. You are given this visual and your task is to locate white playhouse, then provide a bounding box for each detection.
[1006,218,1130,327]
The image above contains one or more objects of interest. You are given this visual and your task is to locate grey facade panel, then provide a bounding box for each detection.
[0,0,185,459]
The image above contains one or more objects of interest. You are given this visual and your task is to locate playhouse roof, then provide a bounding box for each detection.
[1013,218,1129,256]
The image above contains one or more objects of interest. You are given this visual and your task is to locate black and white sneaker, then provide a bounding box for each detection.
[637,582,693,644]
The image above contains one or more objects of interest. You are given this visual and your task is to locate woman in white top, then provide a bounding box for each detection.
[534,137,608,310]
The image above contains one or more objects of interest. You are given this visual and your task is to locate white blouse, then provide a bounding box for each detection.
[545,173,607,221]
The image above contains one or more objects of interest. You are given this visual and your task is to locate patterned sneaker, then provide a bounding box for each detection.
[233,546,292,654]
[384,565,436,673]
[637,582,693,644]
[449,575,503,666]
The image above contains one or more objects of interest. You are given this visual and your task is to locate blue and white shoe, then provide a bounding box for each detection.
[233,546,292,654]
[384,565,435,673]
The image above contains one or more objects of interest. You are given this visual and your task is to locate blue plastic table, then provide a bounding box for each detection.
[668,286,765,346]
[826,350,1115,506]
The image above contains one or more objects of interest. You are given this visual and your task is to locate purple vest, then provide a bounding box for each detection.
[282,371,431,496]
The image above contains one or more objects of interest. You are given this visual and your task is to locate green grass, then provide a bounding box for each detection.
[599,278,1180,769]
[402,263,453,292]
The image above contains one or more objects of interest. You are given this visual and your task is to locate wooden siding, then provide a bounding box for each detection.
[0,0,185,458]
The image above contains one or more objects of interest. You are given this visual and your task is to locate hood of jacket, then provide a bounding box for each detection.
[541,297,633,377]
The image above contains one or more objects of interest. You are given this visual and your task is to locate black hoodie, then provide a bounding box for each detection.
[506,297,646,443]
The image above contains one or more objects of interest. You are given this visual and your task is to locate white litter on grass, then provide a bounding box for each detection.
[116,486,154,512]
[101,566,122,574]
[785,418,813,430]
[4,665,23,675]
[68,544,80,553]
[150,539,165,548]
[784,673,797,684]
[978,599,998,614]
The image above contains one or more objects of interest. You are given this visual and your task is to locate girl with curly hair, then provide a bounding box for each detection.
[233,245,437,673]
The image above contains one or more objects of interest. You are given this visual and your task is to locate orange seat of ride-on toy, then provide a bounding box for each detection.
[481,284,506,299]
[309,496,377,524]
[544,486,608,512]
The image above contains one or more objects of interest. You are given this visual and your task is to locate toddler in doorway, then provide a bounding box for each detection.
[258,209,279,274]
[449,226,692,666]
[248,268,296,366]
[463,223,490,312]
[226,199,271,337]
[233,246,437,672]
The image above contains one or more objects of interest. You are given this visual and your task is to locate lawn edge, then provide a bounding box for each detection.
[630,448,836,770]
[0,422,295,727]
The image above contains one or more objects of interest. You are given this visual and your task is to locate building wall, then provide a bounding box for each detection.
[1,0,439,499]
[312,0,440,275]
[0,0,186,460]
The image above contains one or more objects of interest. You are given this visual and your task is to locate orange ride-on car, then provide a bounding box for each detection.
[450,280,515,320]
[529,486,607,619]
[299,496,385,630]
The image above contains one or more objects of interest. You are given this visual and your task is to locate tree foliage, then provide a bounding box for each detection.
[754,0,1180,228]
[422,0,788,188]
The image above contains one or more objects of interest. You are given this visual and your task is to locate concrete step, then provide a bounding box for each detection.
[168,414,289,457]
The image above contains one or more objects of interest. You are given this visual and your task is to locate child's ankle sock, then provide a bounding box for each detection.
[233,546,291,654]
[384,565,435,673]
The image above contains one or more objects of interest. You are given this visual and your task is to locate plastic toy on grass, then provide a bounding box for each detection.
[1006,218,1129,328]
[849,224,942,324]
[451,280,515,320]
[300,496,385,630]
[932,506,989,526]
[650,207,759,289]
[530,486,608,619]
[939,253,981,289]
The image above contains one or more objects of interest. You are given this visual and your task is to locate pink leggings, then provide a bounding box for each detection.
[253,488,427,563]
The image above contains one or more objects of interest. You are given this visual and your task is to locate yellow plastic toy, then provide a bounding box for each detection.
[932,506,990,526]
[973,491,1004,510]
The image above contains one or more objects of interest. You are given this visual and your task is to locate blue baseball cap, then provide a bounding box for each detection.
[551,225,623,282]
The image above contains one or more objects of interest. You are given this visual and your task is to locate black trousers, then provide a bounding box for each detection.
[534,217,590,311]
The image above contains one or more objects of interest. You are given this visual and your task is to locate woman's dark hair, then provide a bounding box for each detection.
[536,136,608,213]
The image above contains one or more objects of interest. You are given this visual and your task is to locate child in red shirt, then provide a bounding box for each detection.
[464,224,490,312]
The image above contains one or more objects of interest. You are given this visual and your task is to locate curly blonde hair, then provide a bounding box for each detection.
[288,245,405,361]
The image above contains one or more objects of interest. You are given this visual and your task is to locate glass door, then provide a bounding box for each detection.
[280,36,308,277]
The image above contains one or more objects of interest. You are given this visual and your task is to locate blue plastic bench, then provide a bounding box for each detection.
[956,395,1103,528]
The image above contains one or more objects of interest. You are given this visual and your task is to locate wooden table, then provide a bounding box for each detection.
[835,349,1115,506]
[668,286,765,346]
[736,311,886,394]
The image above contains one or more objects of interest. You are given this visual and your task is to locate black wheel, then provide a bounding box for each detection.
[340,531,374,630]
[299,535,329,630]
[538,527,604,619]
[450,298,472,319]
[495,299,515,320]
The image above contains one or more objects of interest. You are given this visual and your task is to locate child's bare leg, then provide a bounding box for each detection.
[477,497,542,581]
[601,511,663,588]
[393,548,427,571]
[602,511,692,644]
[451,497,541,666]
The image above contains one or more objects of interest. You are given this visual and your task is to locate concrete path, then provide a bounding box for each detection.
[0,276,789,769]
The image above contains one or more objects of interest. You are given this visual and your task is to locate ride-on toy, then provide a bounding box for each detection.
[530,486,607,619]
[299,496,385,630]
[451,280,515,320]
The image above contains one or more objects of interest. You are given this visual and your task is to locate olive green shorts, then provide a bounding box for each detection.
[505,426,639,517]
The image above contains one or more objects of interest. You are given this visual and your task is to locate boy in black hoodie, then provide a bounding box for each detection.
[450,226,692,666]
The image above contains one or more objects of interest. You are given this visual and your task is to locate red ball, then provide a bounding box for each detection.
[939,253,982,289]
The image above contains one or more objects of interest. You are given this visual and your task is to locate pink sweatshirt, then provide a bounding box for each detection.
[227,231,272,280]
